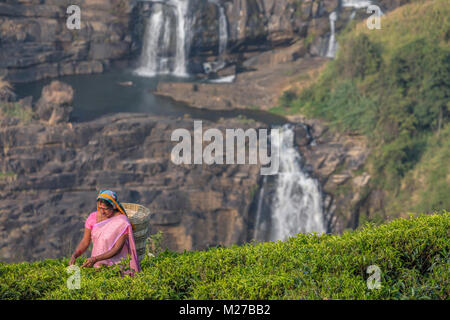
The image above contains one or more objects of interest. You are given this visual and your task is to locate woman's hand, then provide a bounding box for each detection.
[69,228,92,266]
[69,255,77,266]
[81,257,97,268]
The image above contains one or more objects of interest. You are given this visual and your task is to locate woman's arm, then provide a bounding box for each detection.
[82,232,128,267]
[69,228,91,265]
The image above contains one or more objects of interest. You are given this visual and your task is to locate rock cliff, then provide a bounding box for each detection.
[0,0,136,83]
[0,79,370,262]
[1,0,411,83]
[0,0,414,262]
[0,99,268,262]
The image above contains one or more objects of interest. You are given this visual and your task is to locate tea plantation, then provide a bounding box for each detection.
[1,212,448,300]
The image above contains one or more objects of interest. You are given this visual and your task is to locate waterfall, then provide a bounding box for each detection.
[216,1,228,62]
[342,0,373,9]
[135,0,191,77]
[269,125,326,241]
[135,4,165,76]
[343,0,384,16]
[325,0,380,59]
[204,0,229,73]
[326,11,338,58]
[253,176,267,241]
[173,0,190,76]
[207,0,228,58]
[253,125,326,242]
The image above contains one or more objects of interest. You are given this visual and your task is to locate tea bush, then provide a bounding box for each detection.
[1,212,448,300]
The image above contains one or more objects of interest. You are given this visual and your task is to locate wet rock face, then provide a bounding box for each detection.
[0,0,345,82]
[289,116,370,234]
[0,114,264,262]
[1,0,408,82]
[188,0,337,67]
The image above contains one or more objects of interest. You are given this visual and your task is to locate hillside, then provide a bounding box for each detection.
[1,212,448,300]
[274,0,450,225]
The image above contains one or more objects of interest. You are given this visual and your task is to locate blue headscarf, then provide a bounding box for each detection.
[97,190,122,210]
[96,190,134,230]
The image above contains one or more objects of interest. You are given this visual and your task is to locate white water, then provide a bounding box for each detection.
[253,175,267,241]
[267,125,326,241]
[342,0,383,15]
[135,5,164,76]
[135,0,190,77]
[326,0,379,58]
[208,0,228,59]
[203,0,229,74]
[209,74,235,83]
[344,0,384,16]
[326,11,338,58]
[173,0,190,76]
[342,0,373,9]
[216,1,228,60]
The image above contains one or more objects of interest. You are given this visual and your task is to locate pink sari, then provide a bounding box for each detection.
[91,214,141,274]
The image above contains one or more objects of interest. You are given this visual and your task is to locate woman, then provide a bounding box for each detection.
[69,190,141,274]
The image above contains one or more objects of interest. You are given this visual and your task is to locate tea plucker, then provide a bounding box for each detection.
[69,190,140,274]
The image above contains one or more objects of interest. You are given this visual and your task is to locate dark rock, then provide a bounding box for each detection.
[0,113,264,262]
[0,82,16,102]
[293,123,312,147]
[0,0,135,83]
[217,64,236,78]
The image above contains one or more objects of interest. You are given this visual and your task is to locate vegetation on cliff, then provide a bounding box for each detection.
[1,212,448,300]
[0,77,34,123]
[275,0,449,222]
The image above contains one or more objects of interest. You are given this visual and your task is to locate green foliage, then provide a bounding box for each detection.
[1,213,449,300]
[236,114,257,125]
[0,171,16,180]
[285,0,449,213]
[338,33,383,80]
[268,105,289,116]
[146,231,164,257]
[382,123,450,215]
[387,38,449,133]
[278,90,297,109]
[0,102,34,124]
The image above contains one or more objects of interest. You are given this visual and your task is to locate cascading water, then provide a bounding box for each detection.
[136,5,164,76]
[326,11,338,58]
[173,0,190,76]
[253,125,326,242]
[325,0,380,59]
[208,0,228,61]
[342,0,373,9]
[203,0,229,75]
[253,176,267,241]
[135,0,191,77]
[343,0,384,17]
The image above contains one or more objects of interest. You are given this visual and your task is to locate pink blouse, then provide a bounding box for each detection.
[85,211,129,234]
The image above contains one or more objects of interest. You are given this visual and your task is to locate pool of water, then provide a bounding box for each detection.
[14,69,288,126]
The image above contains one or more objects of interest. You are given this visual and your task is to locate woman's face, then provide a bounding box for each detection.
[98,202,115,218]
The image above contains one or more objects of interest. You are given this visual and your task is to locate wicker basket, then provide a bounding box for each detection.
[122,203,151,262]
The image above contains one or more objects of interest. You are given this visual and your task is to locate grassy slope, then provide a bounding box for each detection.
[1,212,448,300]
[272,0,449,222]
